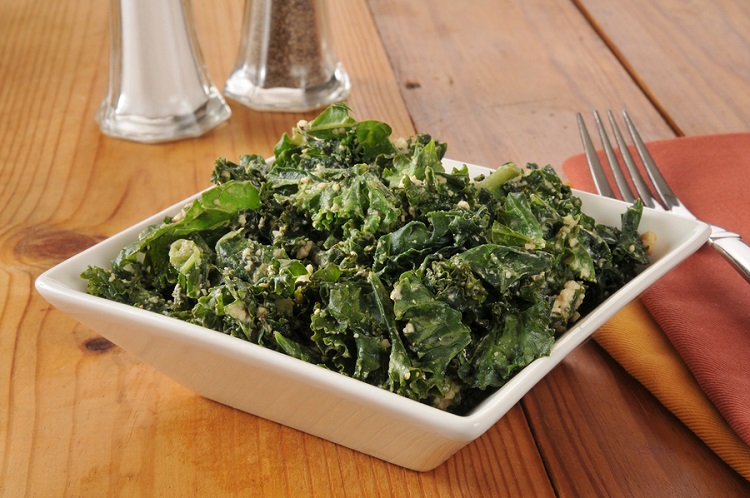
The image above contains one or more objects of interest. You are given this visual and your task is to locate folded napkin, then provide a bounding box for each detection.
[563,133,750,479]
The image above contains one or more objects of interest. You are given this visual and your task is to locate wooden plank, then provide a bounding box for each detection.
[527,343,750,496]
[575,0,750,134]
[366,0,676,175]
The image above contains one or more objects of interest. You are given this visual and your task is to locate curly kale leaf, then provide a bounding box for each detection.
[373,208,489,284]
[211,154,270,186]
[310,274,391,383]
[422,255,488,313]
[391,271,471,404]
[291,164,403,235]
[462,299,554,390]
[81,265,168,312]
[458,244,554,293]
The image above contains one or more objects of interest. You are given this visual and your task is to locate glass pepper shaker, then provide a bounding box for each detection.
[224,0,351,112]
[97,0,232,143]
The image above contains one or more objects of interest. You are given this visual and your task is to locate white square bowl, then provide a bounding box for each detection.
[35,160,711,471]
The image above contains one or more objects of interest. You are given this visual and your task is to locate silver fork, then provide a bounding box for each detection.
[577,109,750,284]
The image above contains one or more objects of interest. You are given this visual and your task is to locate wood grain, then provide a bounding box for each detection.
[575,0,750,134]
[367,0,676,175]
[527,344,750,496]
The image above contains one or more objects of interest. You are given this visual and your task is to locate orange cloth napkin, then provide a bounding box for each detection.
[597,301,750,480]
[562,133,750,480]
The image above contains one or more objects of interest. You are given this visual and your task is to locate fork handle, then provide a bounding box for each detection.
[710,236,750,284]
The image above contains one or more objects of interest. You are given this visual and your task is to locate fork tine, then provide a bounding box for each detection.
[605,110,659,209]
[576,112,615,198]
[622,110,680,210]
[592,110,636,203]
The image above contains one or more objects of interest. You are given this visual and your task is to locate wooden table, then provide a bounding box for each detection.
[2,0,749,495]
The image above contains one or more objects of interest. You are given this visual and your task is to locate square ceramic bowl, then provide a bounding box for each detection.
[35,160,711,471]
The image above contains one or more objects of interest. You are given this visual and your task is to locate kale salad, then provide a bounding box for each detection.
[82,104,650,414]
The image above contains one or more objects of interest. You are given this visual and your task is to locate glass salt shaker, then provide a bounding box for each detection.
[224,0,351,112]
[97,0,232,143]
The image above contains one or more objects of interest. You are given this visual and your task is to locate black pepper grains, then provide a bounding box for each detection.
[224,0,351,111]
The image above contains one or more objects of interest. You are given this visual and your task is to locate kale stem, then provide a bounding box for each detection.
[477,162,522,197]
